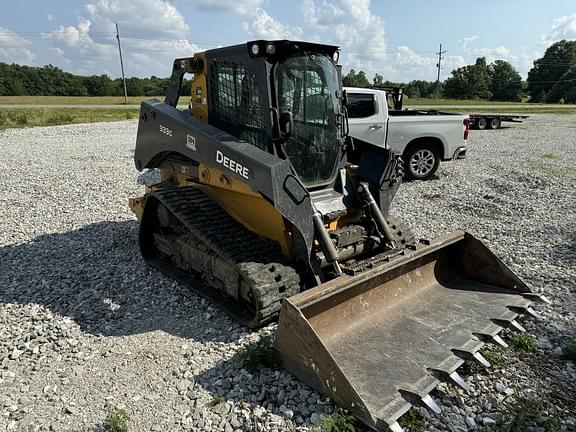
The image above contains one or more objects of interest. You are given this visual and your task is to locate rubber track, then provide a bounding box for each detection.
[141,186,301,328]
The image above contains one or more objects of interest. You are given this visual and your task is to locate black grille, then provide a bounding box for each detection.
[209,61,267,150]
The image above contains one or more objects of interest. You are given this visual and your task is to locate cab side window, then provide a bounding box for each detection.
[346,93,376,118]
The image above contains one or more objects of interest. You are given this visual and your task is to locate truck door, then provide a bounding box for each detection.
[346,92,387,147]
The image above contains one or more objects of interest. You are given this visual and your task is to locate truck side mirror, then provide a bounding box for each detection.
[279,111,294,139]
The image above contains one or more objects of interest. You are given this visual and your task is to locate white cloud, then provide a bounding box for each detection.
[545,13,576,42]
[40,0,200,77]
[0,26,31,47]
[392,46,467,81]
[441,55,467,75]
[47,19,94,48]
[242,8,303,39]
[395,46,433,68]
[182,0,263,15]
[458,35,479,52]
[302,0,345,26]
[294,0,388,76]
[453,34,532,76]
[472,46,511,61]
[459,35,479,44]
[0,26,35,64]
[46,14,54,21]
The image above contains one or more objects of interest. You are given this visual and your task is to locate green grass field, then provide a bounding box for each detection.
[0,95,162,105]
[0,108,139,130]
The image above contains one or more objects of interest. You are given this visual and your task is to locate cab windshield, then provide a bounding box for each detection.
[275,52,341,188]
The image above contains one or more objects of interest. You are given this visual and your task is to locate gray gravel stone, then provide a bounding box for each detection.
[495,383,507,393]
[482,417,496,426]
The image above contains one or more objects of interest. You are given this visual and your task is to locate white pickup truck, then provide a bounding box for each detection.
[345,87,469,180]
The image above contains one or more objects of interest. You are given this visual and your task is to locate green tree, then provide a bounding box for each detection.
[372,73,384,87]
[527,40,576,102]
[403,80,436,98]
[125,77,145,96]
[546,64,576,103]
[343,69,370,87]
[488,60,522,101]
[443,57,492,99]
[83,75,115,96]
[8,80,26,96]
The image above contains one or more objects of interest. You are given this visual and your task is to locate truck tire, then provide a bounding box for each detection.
[404,143,440,180]
[488,118,501,129]
[477,117,488,130]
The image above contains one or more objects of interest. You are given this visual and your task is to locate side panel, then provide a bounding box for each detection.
[387,115,466,160]
[134,100,315,268]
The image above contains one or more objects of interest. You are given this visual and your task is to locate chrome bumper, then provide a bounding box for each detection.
[453,146,467,160]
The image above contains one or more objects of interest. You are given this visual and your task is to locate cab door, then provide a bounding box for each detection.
[346,92,387,147]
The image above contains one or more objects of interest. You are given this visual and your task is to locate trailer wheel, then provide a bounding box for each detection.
[404,143,440,180]
[488,118,501,129]
[477,117,488,130]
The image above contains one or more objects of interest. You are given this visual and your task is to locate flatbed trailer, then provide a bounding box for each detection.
[469,113,529,130]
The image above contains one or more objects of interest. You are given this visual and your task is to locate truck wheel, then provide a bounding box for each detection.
[488,118,501,129]
[477,118,488,130]
[405,144,440,180]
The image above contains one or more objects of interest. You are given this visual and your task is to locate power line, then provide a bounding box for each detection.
[529,77,576,84]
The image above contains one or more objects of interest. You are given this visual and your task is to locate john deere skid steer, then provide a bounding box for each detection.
[130,40,546,431]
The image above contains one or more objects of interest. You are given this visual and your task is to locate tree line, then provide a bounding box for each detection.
[1,40,574,102]
[343,40,576,103]
[0,63,191,97]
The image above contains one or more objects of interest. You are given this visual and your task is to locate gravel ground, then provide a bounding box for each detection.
[1,114,575,432]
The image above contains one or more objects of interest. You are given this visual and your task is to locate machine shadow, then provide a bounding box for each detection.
[0,220,243,343]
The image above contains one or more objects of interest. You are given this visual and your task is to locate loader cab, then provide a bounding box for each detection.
[273,47,343,188]
[202,40,346,189]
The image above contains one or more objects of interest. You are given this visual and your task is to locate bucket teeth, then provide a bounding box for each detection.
[509,319,526,332]
[399,390,441,414]
[429,368,470,392]
[473,331,509,348]
[472,351,491,368]
[510,305,542,320]
[453,348,491,368]
[490,334,509,348]
[448,371,471,392]
[493,317,526,333]
[388,422,406,432]
[420,394,442,414]
[522,293,552,304]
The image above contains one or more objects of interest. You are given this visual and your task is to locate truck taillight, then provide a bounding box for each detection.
[463,118,470,140]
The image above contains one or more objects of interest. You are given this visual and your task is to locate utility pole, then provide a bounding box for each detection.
[115,23,128,104]
[435,43,446,99]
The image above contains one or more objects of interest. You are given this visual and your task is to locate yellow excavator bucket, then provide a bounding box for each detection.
[275,230,544,432]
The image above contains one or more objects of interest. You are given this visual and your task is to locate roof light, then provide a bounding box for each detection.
[250,44,260,56]
[265,43,276,56]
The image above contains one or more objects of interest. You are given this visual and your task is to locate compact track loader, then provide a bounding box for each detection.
[130,40,547,431]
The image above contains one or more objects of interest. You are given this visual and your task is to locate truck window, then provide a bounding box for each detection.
[346,93,376,118]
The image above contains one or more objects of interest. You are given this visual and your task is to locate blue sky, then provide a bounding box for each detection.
[1,0,575,81]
